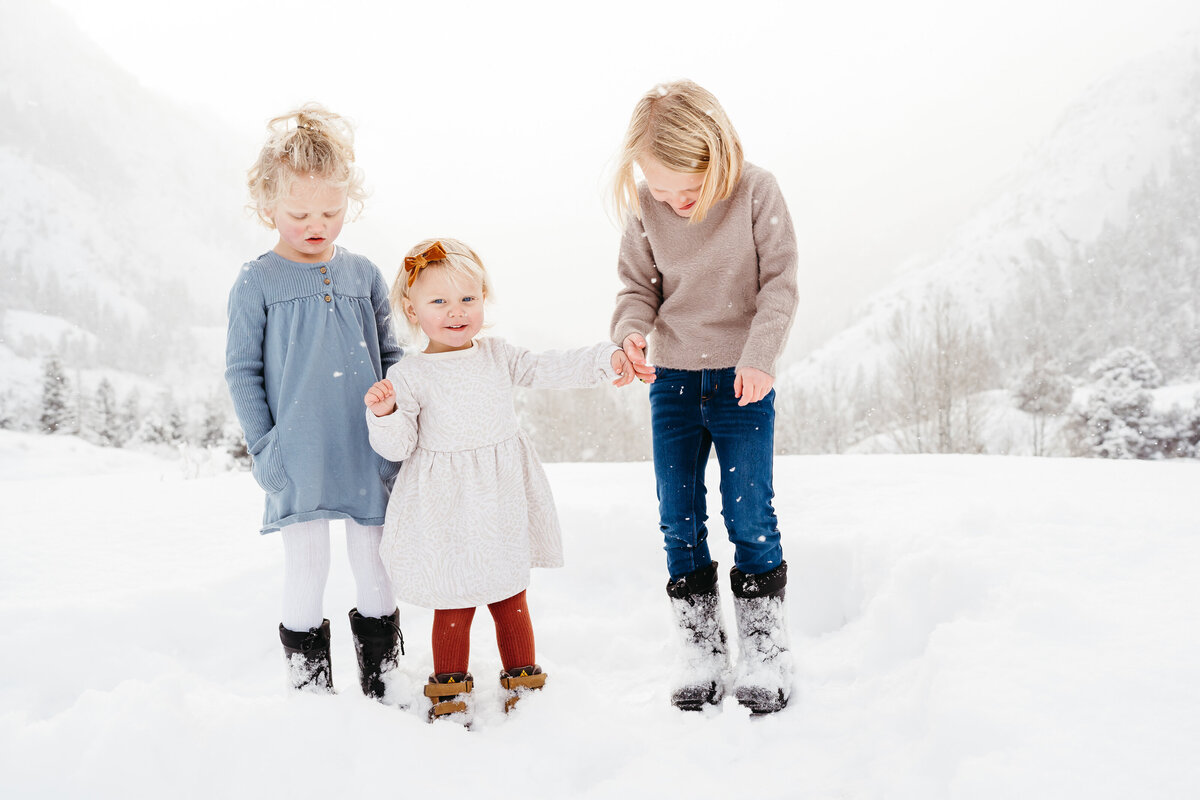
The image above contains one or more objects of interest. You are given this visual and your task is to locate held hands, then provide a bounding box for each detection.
[364,379,397,417]
[734,367,773,406]
[612,333,657,387]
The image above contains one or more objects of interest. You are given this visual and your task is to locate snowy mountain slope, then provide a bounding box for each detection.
[0,0,260,390]
[785,41,1200,388]
[2,432,1198,799]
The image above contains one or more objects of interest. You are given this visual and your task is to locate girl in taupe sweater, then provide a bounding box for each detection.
[610,79,799,714]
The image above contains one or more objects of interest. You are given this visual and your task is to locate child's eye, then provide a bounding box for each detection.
[462,296,477,303]
[430,298,445,304]
[290,213,308,220]
[323,211,340,218]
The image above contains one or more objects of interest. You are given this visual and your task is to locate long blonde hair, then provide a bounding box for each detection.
[390,238,493,341]
[247,103,366,228]
[612,80,744,225]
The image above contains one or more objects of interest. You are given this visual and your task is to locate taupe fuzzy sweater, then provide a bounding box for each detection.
[610,162,799,376]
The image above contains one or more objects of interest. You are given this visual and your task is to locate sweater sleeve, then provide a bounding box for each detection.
[500,339,619,389]
[739,172,799,376]
[609,214,663,346]
[224,266,274,450]
[370,265,403,374]
[365,367,419,462]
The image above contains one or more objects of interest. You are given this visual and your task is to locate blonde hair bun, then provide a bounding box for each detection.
[247,103,367,228]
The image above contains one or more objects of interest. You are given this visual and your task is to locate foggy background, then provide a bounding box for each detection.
[6,0,1200,460]
[43,0,1200,346]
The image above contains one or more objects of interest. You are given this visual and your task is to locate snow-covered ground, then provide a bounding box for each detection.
[2,431,1197,799]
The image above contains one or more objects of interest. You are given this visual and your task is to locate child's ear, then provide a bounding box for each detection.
[403,299,417,322]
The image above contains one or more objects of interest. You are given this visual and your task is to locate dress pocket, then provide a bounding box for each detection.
[378,455,401,485]
[249,428,289,494]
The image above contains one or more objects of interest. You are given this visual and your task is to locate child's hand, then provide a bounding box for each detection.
[611,349,655,386]
[364,379,397,417]
[734,367,773,406]
[616,333,657,385]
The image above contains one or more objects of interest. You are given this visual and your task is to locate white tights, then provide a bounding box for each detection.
[280,518,396,633]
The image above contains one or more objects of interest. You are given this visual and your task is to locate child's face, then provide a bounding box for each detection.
[640,156,705,218]
[404,268,485,354]
[266,176,348,263]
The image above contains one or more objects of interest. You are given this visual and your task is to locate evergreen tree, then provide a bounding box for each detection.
[137,390,185,445]
[199,394,228,448]
[1079,347,1157,459]
[0,389,18,430]
[117,388,141,446]
[91,378,120,447]
[39,355,71,434]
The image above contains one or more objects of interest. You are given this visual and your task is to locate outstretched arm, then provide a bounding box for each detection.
[504,340,624,390]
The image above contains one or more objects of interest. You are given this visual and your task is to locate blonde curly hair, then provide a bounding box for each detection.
[247,103,366,228]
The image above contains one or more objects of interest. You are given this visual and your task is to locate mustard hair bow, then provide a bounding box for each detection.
[403,241,448,287]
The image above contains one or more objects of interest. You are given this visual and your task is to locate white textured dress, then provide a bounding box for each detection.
[366,337,619,609]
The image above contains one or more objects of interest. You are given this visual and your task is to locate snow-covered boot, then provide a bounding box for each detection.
[730,562,792,714]
[666,561,731,710]
[348,607,405,702]
[500,664,547,713]
[279,619,333,693]
[423,672,474,722]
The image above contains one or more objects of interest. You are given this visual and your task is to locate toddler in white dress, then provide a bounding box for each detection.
[364,238,646,721]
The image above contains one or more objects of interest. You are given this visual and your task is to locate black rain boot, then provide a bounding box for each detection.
[666,561,731,710]
[279,619,333,693]
[348,607,405,702]
[730,562,792,714]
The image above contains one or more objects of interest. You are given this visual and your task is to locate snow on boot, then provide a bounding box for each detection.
[423,672,474,723]
[348,607,405,702]
[279,619,333,693]
[730,562,792,714]
[500,664,547,713]
[666,561,731,710]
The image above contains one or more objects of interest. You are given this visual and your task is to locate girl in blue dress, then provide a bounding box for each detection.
[225,104,404,699]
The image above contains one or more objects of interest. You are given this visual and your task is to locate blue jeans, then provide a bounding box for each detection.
[649,367,784,580]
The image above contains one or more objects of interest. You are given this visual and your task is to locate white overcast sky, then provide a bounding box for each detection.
[46,0,1200,352]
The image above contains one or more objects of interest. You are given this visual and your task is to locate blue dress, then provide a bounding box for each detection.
[225,247,403,533]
